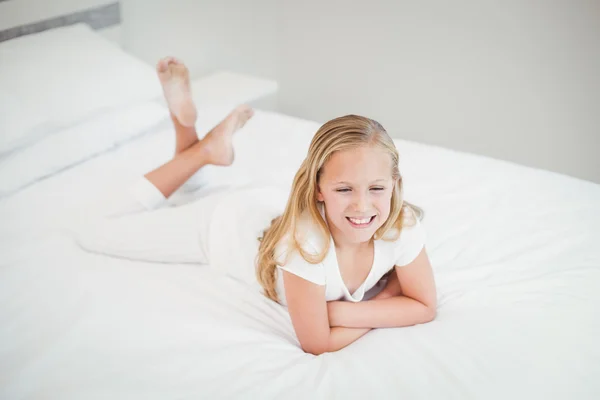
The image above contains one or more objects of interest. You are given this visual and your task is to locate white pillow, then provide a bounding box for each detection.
[0,23,162,128]
[0,101,169,197]
[0,88,59,157]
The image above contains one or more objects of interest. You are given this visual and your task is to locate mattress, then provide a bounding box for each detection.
[1,107,599,399]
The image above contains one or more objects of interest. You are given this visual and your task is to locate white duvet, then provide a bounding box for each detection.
[1,107,599,399]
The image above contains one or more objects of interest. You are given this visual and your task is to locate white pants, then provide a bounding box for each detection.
[73,171,289,287]
[75,171,224,265]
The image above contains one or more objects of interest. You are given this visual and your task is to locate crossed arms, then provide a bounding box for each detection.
[282,247,437,355]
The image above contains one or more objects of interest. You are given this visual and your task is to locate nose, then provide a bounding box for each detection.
[353,191,369,213]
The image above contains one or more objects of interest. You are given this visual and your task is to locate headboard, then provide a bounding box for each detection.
[0,1,120,43]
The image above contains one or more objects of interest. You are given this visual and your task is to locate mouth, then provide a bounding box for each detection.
[346,215,376,229]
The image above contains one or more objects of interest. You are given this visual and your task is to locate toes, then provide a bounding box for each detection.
[236,104,254,117]
[172,63,189,77]
[156,58,170,73]
[157,56,182,74]
[242,106,254,120]
[172,63,186,73]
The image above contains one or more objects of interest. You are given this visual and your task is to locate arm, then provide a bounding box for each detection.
[370,270,403,300]
[327,327,372,352]
[328,247,437,329]
[282,270,372,355]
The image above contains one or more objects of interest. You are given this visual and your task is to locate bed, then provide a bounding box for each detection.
[1,24,600,400]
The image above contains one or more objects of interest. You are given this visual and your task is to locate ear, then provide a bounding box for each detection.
[316,185,324,202]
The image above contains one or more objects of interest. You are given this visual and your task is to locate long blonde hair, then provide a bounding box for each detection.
[256,115,423,303]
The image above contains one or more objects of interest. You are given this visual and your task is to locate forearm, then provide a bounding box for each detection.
[326,326,372,353]
[329,296,436,329]
[319,275,401,353]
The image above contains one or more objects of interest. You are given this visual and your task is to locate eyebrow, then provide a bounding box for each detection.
[334,179,388,185]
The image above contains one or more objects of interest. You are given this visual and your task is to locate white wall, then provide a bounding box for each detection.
[120,0,278,80]
[34,0,597,184]
[278,0,600,183]
[2,0,597,182]
[121,0,600,182]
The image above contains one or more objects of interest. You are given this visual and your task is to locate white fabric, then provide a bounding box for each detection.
[274,203,426,305]
[73,179,215,265]
[203,185,290,290]
[0,101,169,197]
[276,235,326,285]
[0,87,58,157]
[1,108,599,399]
[393,213,427,266]
[129,177,169,212]
[0,23,162,127]
[72,173,232,266]
[74,180,290,293]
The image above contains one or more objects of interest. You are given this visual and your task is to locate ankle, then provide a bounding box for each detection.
[189,138,213,164]
[175,139,198,156]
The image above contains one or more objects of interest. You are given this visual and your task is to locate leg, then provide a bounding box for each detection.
[143,141,210,199]
[171,112,199,155]
[75,187,227,265]
[148,57,254,199]
[144,105,254,198]
[156,56,199,154]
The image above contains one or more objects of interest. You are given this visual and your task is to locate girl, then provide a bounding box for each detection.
[77,57,437,356]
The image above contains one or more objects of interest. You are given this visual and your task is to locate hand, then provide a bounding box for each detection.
[370,272,403,301]
[371,289,394,301]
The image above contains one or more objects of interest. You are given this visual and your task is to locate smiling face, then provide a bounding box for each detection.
[316,145,395,247]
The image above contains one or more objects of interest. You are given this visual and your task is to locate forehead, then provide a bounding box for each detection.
[321,146,392,183]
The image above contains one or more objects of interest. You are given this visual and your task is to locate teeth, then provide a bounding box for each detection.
[348,217,371,224]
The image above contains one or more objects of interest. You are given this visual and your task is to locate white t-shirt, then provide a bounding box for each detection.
[274,203,426,306]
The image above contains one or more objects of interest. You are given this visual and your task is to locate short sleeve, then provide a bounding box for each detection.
[394,215,427,267]
[275,235,326,286]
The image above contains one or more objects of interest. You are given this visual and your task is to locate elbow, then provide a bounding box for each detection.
[301,332,336,356]
[300,335,330,356]
[305,348,328,356]
[302,344,328,356]
[297,325,333,355]
[422,306,437,323]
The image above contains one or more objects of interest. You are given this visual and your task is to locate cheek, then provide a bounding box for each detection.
[376,194,393,218]
[325,195,349,215]
[322,194,352,222]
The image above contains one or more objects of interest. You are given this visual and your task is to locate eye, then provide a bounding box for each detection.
[371,187,385,191]
[336,188,351,193]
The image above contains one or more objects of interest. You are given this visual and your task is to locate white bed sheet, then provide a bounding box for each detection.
[1,108,600,399]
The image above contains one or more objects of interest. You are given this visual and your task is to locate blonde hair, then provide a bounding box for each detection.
[256,115,424,303]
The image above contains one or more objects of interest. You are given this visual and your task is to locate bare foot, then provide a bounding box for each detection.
[201,105,254,166]
[156,56,197,127]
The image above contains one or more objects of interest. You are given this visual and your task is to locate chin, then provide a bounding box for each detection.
[341,219,379,243]
[347,232,375,244]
